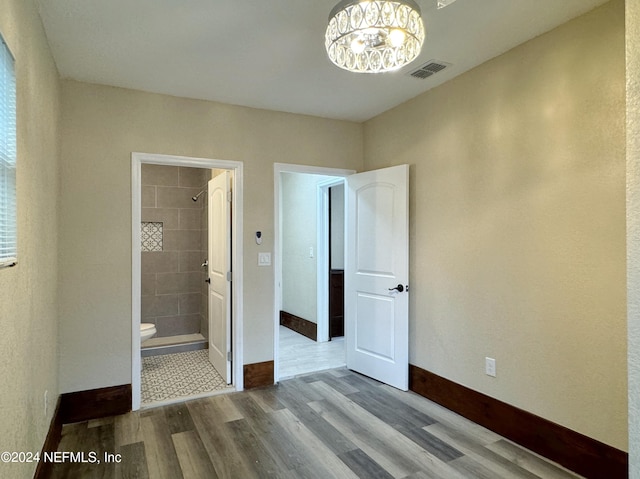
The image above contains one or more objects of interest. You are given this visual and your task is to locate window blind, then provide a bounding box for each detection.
[0,35,16,268]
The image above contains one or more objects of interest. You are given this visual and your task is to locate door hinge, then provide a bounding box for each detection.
[227,351,232,362]
[227,271,232,281]
[227,191,232,203]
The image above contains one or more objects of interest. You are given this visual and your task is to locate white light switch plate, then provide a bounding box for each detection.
[258,252,271,266]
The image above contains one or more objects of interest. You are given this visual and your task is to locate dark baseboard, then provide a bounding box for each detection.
[409,365,628,479]
[244,360,274,390]
[280,311,317,341]
[59,384,132,424]
[33,397,63,479]
[34,384,130,478]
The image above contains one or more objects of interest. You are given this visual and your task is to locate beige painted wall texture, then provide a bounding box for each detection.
[58,81,363,392]
[0,0,61,477]
[365,0,626,450]
[627,0,640,474]
[281,173,330,324]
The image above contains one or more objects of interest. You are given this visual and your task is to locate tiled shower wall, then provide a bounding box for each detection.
[141,164,209,340]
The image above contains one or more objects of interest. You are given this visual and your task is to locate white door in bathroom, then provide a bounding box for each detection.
[208,171,232,383]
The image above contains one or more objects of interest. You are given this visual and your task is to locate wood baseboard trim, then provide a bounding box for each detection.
[59,384,132,424]
[244,360,274,390]
[409,365,627,479]
[280,310,317,341]
[34,384,130,478]
[33,397,63,479]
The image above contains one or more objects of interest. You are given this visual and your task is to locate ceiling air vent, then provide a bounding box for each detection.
[409,60,451,79]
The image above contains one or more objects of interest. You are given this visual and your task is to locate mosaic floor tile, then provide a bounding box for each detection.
[141,349,232,404]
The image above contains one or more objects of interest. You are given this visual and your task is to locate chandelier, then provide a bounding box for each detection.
[325,0,425,73]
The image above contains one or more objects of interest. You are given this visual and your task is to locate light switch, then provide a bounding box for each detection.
[258,252,271,266]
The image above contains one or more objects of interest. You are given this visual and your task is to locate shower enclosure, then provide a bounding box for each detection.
[140,164,209,356]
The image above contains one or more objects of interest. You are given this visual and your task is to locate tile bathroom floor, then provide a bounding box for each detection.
[141,349,232,405]
[278,325,346,379]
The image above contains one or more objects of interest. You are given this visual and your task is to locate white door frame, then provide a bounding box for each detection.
[131,152,244,410]
[273,163,355,382]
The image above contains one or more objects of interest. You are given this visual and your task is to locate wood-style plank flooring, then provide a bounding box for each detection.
[49,369,583,479]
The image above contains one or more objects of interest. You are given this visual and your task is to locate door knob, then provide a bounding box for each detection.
[205,278,211,284]
[388,284,404,293]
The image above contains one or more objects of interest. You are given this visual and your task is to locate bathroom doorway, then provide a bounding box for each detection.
[131,153,244,410]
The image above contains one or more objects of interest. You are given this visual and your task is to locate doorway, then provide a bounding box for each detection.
[274,164,354,381]
[275,163,410,390]
[131,153,244,410]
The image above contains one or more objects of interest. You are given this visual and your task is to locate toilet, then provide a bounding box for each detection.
[140,323,157,343]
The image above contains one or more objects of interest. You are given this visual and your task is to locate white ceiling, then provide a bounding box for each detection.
[36,0,609,122]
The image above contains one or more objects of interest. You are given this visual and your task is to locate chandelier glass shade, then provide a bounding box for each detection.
[325,0,425,73]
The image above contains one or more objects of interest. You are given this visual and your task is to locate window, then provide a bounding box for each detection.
[0,34,16,268]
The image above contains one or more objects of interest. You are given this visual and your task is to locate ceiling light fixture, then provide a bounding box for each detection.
[325,0,425,73]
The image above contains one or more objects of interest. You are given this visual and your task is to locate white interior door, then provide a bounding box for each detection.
[208,171,231,383]
[345,165,409,390]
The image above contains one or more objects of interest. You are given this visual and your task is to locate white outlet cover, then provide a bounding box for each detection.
[485,357,496,377]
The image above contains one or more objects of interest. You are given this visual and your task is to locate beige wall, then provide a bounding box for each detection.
[281,172,335,324]
[365,0,626,450]
[627,0,640,473]
[58,81,363,392]
[0,0,61,477]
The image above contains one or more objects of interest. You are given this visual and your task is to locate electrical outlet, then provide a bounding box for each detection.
[485,357,496,377]
[44,390,48,416]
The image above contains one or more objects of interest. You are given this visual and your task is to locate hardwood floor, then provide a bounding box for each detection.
[49,369,583,479]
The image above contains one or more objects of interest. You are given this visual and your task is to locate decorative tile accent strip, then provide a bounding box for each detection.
[141,221,163,252]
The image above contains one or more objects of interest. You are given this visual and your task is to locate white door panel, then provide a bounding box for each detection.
[208,171,231,384]
[355,292,395,360]
[355,184,396,276]
[346,165,409,390]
